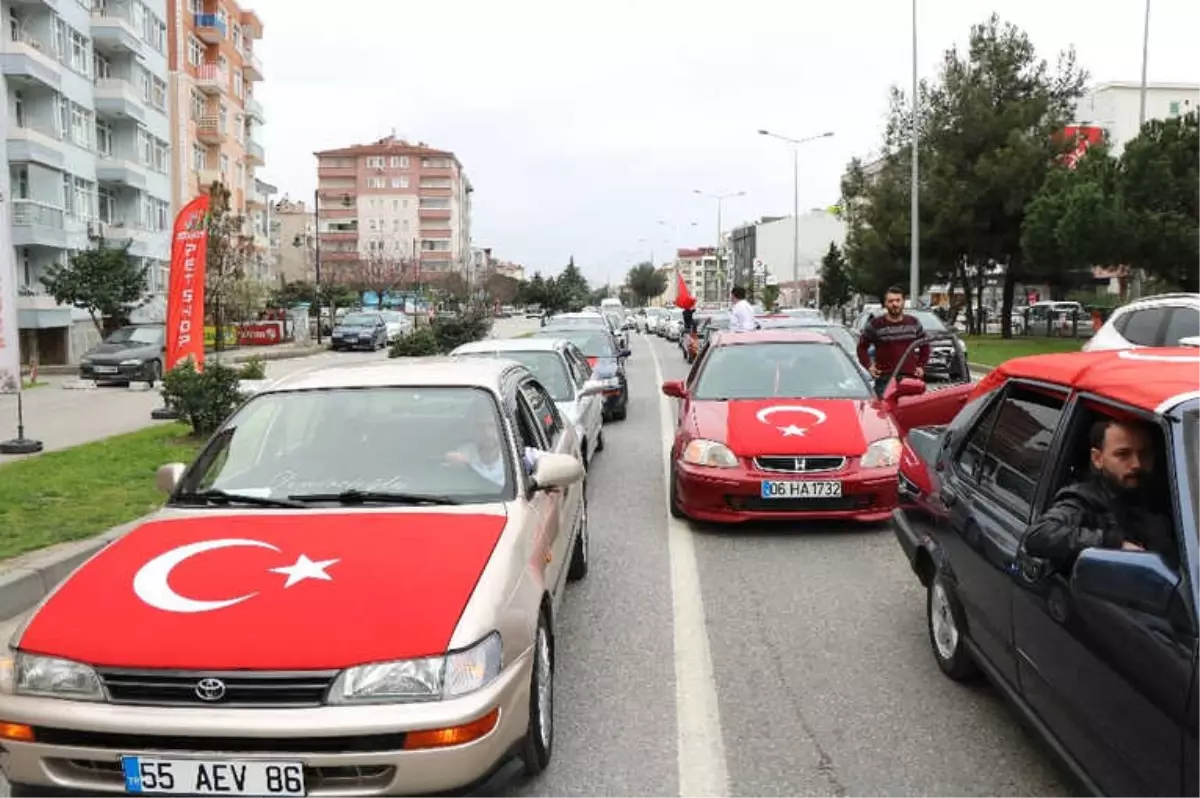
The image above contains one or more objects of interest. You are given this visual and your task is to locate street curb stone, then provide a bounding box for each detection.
[0,520,141,621]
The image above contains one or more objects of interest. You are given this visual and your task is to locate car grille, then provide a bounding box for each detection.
[35,727,406,754]
[98,668,337,708]
[753,456,846,473]
[731,495,873,512]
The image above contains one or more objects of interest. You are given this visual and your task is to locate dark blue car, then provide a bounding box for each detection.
[530,328,630,421]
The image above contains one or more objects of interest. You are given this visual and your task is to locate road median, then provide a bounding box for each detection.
[36,343,327,376]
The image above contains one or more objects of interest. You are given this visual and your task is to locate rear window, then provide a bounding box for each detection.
[532,330,614,357]
[456,351,573,401]
[693,342,871,400]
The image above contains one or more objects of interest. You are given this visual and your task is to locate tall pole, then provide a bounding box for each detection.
[715,199,723,302]
[1138,0,1150,127]
[312,188,322,345]
[909,0,920,304]
[792,145,801,304]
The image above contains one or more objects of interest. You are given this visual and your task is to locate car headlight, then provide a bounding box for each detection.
[861,437,902,469]
[327,632,502,705]
[681,439,739,468]
[0,651,105,701]
[119,359,143,366]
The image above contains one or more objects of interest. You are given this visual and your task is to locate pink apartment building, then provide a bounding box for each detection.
[313,135,473,284]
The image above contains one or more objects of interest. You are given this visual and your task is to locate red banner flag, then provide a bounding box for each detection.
[165,195,210,372]
[675,271,696,310]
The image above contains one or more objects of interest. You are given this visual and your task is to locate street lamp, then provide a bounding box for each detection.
[910,0,920,303]
[693,190,745,302]
[757,129,833,308]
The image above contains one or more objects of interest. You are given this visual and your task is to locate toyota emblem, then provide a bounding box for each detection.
[195,677,226,702]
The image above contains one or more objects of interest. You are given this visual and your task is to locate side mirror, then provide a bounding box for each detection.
[531,452,585,491]
[580,379,606,397]
[885,377,926,401]
[155,462,187,494]
[1072,547,1180,616]
[661,379,687,399]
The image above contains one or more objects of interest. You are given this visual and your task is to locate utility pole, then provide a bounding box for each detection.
[693,189,745,303]
[909,0,921,304]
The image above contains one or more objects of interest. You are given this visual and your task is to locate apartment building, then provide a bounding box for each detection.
[167,0,264,238]
[313,134,473,283]
[3,0,173,364]
[1074,81,1199,156]
[675,247,718,302]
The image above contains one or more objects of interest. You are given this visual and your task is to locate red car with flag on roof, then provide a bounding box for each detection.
[0,358,589,796]
[661,329,973,524]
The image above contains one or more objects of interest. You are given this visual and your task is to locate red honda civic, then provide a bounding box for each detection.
[661,330,970,524]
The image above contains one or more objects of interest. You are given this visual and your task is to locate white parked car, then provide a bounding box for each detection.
[378,310,413,343]
[451,337,608,469]
[1083,293,1200,351]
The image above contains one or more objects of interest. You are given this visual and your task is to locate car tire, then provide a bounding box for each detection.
[568,497,589,581]
[147,359,162,385]
[927,573,978,681]
[611,395,628,421]
[668,463,685,519]
[520,612,554,776]
[595,429,605,452]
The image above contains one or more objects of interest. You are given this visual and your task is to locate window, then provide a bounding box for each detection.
[520,381,563,443]
[365,156,385,168]
[97,187,115,224]
[12,90,24,128]
[419,197,450,209]
[691,342,870,401]
[137,64,152,103]
[93,52,110,79]
[137,127,152,165]
[235,114,244,142]
[52,18,65,60]
[55,95,69,140]
[233,70,243,98]
[192,143,206,171]
[188,37,203,67]
[232,26,241,49]
[190,90,204,120]
[151,77,166,111]
[366,177,385,189]
[153,138,169,173]
[1118,307,1168,346]
[955,392,1005,481]
[977,385,1067,517]
[218,102,227,131]
[95,119,112,156]
[70,104,91,148]
[1169,101,1180,116]
[69,29,89,75]
[421,157,452,168]
[72,176,94,220]
[1162,306,1200,346]
[367,198,377,210]
[390,177,409,189]
[220,153,229,175]
[390,156,409,168]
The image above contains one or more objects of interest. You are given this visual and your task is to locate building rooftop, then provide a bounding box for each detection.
[314,134,459,166]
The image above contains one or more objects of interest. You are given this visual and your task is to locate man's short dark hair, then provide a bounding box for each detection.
[731,285,747,300]
[1090,416,1154,450]
[885,285,905,298]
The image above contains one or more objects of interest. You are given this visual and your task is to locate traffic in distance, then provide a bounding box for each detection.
[0,293,1196,797]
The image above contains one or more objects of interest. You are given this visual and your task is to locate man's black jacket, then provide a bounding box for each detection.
[1024,475,1175,570]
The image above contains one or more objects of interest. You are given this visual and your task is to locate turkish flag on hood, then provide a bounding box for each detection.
[675,272,696,310]
[18,512,506,670]
[723,399,870,456]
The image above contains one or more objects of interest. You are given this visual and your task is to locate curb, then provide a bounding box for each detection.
[38,346,327,376]
[0,520,142,621]
[968,362,995,374]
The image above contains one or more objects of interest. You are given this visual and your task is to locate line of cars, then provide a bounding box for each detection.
[329,310,414,351]
[0,340,602,793]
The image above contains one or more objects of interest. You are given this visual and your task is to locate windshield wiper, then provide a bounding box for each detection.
[172,489,307,509]
[288,490,462,506]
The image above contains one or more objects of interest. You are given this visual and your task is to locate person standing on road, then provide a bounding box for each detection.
[856,285,929,397]
[729,285,757,332]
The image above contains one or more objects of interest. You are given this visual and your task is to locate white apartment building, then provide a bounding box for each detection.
[753,210,847,284]
[4,0,173,364]
[1075,81,1198,155]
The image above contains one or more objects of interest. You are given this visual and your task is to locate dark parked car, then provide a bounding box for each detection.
[78,323,166,384]
[530,327,630,421]
[851,308,969,380]
[330,312,388,351]
[892,345,1199,796]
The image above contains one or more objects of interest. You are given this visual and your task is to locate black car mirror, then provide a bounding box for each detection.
[1071,547,1180,616]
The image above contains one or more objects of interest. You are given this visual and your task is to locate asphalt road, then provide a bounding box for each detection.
[504,330,1075,797]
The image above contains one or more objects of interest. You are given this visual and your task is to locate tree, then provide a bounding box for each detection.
[818,243,853,309]
[517,272,548,306]
[342,251,413,305]
[203,181,255,344]
[40,239,148,335]
[556,256,591,310]
[439,272,469,305]
[626,261,666,305]
[1117,112,1199,291]
[484,273,520,305]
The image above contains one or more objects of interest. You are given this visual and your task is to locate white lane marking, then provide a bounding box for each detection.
[649,337,731,798]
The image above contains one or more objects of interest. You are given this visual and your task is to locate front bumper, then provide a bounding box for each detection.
[0,649,533,796]
[674,461,899,524]
[79,363,148,382]
[331,336,377,350]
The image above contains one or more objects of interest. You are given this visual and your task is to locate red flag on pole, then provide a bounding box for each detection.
[675,272,696,310]
[165,195,210,372]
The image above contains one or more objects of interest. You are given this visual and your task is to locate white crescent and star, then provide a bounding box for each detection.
[755,405,828,437]
[132,538,340,614]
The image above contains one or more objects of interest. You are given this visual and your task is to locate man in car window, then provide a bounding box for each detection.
[857,286,929,396]
[444,410,544,486]
[1025,417,1175,569]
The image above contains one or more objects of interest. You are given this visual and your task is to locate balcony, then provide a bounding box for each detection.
[418,208,452,220]
[243,50,263,81]
[246,185,266,207]
[91,7,145,55]
[419,186,452,199]
[420,228,453,239]
[196,168,223,191]
[320,231,358,242]
[318,165,356,179]
[194,13,226,44]
[93,78,147,122]
[96,157,148,189]
[0,35,62,90]
[10,200,67,249]
[196,115,225,144]
[246,139,264,165]
[321,251,358,263]
[240,9,263,39]
[7,125,65,169]
[195,63,227,95]
[244,95,265,122]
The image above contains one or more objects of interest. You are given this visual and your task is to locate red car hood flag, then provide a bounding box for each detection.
[19,513,506,670]
[165,195,210,371]
[720,399,871,456]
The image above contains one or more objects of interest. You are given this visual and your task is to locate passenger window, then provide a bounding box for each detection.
[513,395,545,452]
[1121,308,1168,347]
[979,385,1068,517]
[1162,306,1199,346]
[564,351,587,387]
[954,392,1004,482]
[521,380,563,443]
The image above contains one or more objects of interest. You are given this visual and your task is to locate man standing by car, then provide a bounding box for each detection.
[1024,418,1175,569]
[729,285,757,332]
[857,285,928,396]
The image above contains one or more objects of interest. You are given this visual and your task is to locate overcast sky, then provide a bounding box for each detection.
[253,0,1198,286]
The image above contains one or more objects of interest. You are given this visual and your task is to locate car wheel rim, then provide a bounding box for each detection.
[536,625,552,749]
[931,582,959,660]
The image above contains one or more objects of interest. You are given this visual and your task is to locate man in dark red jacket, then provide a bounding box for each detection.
[857,286,929,397]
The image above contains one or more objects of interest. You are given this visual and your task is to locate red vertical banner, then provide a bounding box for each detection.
[165,195,211,372]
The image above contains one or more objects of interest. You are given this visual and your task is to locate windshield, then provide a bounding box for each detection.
[106,326,163,345]
[533,330,614,357]
[457,351,573,401]
[342,313,380,327]
[693,342,872,400]
[909,310,947,332]
[178,387,514,503]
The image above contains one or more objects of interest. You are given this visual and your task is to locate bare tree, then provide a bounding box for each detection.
[341,249,417,306]
[203,181,255,347]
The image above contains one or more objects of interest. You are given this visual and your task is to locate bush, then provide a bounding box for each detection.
[389,328,440,357]
[239,355,266,380]
[430,312,492,351]
[160,360,247,437]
